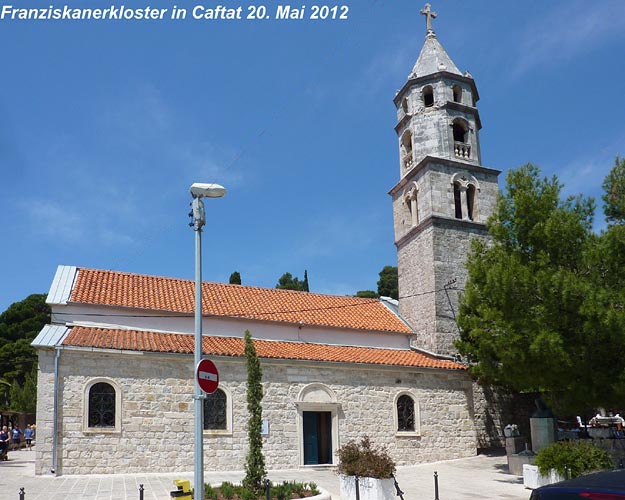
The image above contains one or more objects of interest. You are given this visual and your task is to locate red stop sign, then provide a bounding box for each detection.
[196,359,219,394]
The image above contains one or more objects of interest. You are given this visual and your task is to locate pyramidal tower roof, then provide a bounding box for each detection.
[409,4,462,78]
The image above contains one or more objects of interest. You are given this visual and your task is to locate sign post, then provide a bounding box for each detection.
[196,359,219,395]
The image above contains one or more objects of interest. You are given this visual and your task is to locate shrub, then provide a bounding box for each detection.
[535,440,613,478]
[204,484,218,500]
[337,436,396,479]
[220,481,236,499]
[306,482,320,496]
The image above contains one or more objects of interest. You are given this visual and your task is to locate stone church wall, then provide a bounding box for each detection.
[36,347,477,475]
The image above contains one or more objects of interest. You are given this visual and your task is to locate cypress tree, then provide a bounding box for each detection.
[242,330,266,493]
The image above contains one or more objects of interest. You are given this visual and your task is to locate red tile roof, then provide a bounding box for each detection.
[63,326,465,371]
[69,268,412,334]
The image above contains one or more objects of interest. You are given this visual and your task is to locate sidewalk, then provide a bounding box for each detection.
[1,449,530,500]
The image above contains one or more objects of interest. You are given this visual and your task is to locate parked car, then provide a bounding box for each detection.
[530,469,625,499]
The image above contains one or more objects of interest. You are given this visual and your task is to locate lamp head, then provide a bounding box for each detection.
[190,183,227,199]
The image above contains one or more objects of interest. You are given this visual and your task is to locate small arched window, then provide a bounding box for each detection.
[401,97,409,114]
[453,183,463,219]
[423,86,434,107]
[453,122,467,142]
[452,85,462,103]
[88,382,116,428]
[451,173,479,221]
[467,184,476,221]
[401,130,414,170]
[204,389,227,430]
[397,394,415,432]
[404,184,419,227]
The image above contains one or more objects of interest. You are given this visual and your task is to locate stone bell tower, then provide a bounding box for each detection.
[390,4,500,356]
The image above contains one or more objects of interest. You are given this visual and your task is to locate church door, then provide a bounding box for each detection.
[303,411,332,465]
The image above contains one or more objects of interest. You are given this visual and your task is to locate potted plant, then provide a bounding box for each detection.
[524,440,613,488]
[337,437,396,500]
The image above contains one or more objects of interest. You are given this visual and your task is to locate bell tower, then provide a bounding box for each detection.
[390,4,500,355]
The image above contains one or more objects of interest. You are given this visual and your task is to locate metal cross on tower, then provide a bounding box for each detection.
[420,3,437,33]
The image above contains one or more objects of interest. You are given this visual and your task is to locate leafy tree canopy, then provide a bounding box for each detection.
[275,271,309,292]
[229,271,242,285]
[377,266,398,300]
[457,163,625,415]
[355,290,379,299]
[603,156,625,225]
[0,294,49,387]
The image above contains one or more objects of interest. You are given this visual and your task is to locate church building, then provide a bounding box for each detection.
[33,5,501,475]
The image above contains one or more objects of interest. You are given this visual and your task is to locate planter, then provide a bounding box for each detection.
[522,464,564,489]
[339,475,395,500]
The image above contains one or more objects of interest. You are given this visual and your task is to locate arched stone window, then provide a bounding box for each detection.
[451,172,480,221]
[401,130,413,170]
[89,382,115,427]
[452,119,471,159]
[203,386,232,434]
[397,395,415,431]
[84,378,121,433]
[423,85,434,107]
[204,389,227,430]
[394,392,420,435]
[452,85,462,103]
[404,182,419,227]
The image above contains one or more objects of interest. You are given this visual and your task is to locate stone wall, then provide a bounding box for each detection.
[36,347,477,475]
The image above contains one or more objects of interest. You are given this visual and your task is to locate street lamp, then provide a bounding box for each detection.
[189,182,226,499]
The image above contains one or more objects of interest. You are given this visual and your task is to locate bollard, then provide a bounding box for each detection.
[265,479,271,500]
[19,487,25,500]
[619,459,624,469]
[391,474,405,500]
[355,475,360,500]
[564,465,570,480]
[139,484,144,500]
[434,471,439,500]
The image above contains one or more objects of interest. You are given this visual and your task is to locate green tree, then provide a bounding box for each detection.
[377,266,398,300]
[603,156,625,225]
[355,290,379,298]
[242,330,266,493]
[229,271,242,285]
[276,272,307,291]
[0,294,49,389]
[456,163,625,414]
[9,367,37,413]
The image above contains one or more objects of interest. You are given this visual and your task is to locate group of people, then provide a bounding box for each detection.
[0,423,35,460]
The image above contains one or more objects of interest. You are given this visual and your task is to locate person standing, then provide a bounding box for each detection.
[11,424,22,451]
[0,425,10,460]
[24,424,35,450]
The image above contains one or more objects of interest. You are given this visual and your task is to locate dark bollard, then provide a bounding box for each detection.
[564,465,570,480]
[265,478,271,500]
[391,474,405,500]
[434,471,439,500]
[619,459,624,469]
[139,484,144,500]
[355,475,360,500]
[19,487,25,500]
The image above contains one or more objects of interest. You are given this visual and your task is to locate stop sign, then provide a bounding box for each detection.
[196,359,219,394]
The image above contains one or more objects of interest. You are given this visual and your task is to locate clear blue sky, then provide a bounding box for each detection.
[1,0,624,311]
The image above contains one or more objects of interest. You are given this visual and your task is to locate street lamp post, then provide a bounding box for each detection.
[189,182,226,499]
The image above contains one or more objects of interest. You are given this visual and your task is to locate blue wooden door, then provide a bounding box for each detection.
[303,412,319,465]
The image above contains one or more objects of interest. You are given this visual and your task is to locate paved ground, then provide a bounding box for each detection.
[1,449,531,500]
